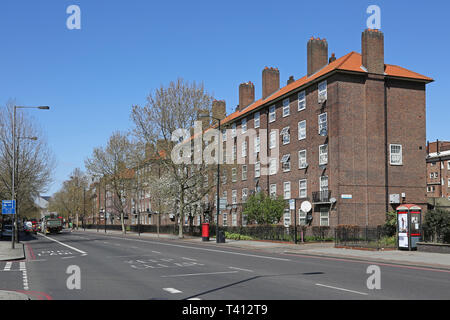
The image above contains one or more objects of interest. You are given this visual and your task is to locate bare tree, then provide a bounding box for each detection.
[0,100,55,221]
[85,131,135,234]
[131,78,215,238]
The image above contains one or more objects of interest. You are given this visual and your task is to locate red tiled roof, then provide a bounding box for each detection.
[217,51,432,127]
[186,51,432,142]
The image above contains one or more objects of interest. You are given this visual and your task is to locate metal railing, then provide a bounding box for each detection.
[312,190,331,203]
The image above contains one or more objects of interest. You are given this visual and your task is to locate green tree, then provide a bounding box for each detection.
[242,192,286,225]
[423,209,450,243]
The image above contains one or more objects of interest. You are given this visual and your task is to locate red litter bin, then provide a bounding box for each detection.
[202,223,210,241]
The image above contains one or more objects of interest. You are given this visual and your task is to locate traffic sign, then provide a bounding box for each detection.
[2,200,16,215]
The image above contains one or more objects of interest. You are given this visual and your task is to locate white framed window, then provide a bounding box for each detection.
[222,191,228,204]
[222,169,227,184]
[281,127,290,145]
[299,179,307,198]
[298,91,306,111]
[283,209,291,226]
[318,113,328,136]
[242,214,248,227]
[427,186,432,192]
[448,179,450,187]
[298,120,306,140]
[269,158,277,175]
[448,161,450,170]
[255,161,261,178]
[318,80,327,103]
[222,129,227,142]
[284,181,291,199]
[254,112,260,128]
[270,184,277,198]
[269,105,276,123]
[390,144,403,165]
[242,140,247,158]
[241,118,247,133]
[270,131,277,149]
[231,168,237,182]
[232,213,237,226]
[242,188,248,202]
[231,123,237,137]
[232,190,237,204]
[232,143,237,160]
[254,135,260,154]
[299,209,307,225]
[223,212,228,226]
[242,165,247,180]
[320,208,329,226]
[281,154,291,172]
[299,149,307,169]
[319,144,328,166]
[320,176,329,192]
[197,215,201,226]
[282,98,290,117]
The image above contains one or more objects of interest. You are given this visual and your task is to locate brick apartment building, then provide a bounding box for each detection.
[206,28,433,228]
[426,140,450,200]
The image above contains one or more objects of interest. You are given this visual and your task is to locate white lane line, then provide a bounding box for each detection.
[21,263,29,290]
[182,257,197,261]
[152,251,161,254]
[187,298,202,300]
[40,234,87,255]
[315,283,368,296]
[229,266,253,273]
[105,236,291,261]
[162,271,239,278]
[61,256,76,260]
[19,262,26,271]
[4,262,12,271]
[163,288,182,294]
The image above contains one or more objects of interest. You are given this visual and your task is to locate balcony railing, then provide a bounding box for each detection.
[312,190,332,203]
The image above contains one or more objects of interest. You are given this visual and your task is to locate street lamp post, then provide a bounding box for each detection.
[11,106,49,249]
[199,113,222,243]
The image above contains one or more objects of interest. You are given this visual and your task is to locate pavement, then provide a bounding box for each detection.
[77,228,450,270]
[0,290,29,300]
[0,239,25,261]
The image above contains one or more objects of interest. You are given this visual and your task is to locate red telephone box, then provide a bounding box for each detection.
[396,204,422,251]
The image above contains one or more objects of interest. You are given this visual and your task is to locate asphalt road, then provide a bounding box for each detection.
[2,230,450,300]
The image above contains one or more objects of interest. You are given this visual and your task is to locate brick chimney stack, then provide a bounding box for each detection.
[362,29,385,74]
[307,37,328,76]
[262,67,280,100]
[212,100,226,125]
[239,82,255,111]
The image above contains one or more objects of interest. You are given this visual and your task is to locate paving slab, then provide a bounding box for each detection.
[0,241,25,261]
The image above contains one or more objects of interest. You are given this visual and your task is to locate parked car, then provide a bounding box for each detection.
[1,225,13,238]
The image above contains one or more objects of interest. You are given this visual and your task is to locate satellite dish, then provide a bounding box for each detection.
[300,201,312,212]
[330,197,337,204]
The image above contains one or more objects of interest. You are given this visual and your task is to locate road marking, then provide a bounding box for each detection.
[4,262,12,271]
[187,298,202,300]
[20,263,29,290]
[162,271,239,278]
[163,288,182,294]
[182,257,197,261]
[105,235,291,261]
[229,266,253,272]
[61,256,76,260]
[40,234,87,255]
[315,283,368,296]
[19,262,26,271]
[152,251,161,254]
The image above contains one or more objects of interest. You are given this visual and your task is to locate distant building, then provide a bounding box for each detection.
[426,141,450,211]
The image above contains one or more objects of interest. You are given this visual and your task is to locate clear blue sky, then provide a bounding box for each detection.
[0,0,448,196]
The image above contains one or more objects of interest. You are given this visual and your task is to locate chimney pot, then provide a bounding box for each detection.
[307,37,329,76]
[362,29,385,74]
[262,67,280,100]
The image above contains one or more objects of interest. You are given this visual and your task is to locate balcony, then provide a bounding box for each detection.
[312,190,332,204]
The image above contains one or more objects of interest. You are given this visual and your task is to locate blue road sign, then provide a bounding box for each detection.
[2,200,16,215]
